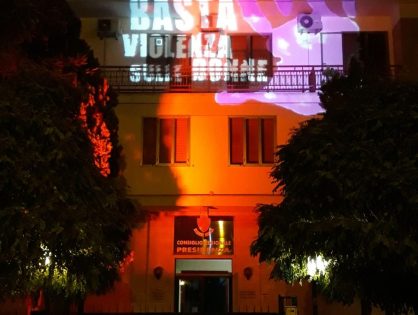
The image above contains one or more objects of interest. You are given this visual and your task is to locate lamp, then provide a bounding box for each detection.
[153,266,163,280]
[307,255,328,279]
[243,266,253,280]
[306,255,329,315]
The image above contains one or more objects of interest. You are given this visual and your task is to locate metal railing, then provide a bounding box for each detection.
[100,65,345,93]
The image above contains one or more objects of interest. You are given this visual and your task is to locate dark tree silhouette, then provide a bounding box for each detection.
[0,0,142,313]
[251,71,418,314]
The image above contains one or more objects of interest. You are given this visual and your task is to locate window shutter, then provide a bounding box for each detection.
[252,34,272,76]
[230,118,244,164]
[159,118,174,163]
[175,118,189,163]
[142,118,157,164]
[230,35,249,62]
[246,118,260,163]
[252,34,271,59]
[262,118,275,163]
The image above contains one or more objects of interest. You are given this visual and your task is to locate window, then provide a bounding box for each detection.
[229,117,275,165]
[226,34,272,87]
[142,117,189,165]
[229,34,272,63]
[342,31,389,76]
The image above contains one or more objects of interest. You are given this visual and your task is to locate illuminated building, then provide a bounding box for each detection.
[67,0,417,313]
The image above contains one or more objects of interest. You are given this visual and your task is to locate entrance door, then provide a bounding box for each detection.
[176,273,232,313]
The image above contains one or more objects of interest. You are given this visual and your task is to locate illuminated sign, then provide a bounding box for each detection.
[174,216,233,255]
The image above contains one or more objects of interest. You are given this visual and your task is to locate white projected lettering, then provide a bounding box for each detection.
[198,0,210,29]
[123,0,264,83]
[130,64,171,82]
[152,0,173,31]
[217,1,237,31]
[128,0,236,32]
[130,0,150,30]
[123,33,147,57]
[175,36,188,58]
[122,34,139,57]
[123,33,268,83]
[121,0,362,115]
[174,0,194,31]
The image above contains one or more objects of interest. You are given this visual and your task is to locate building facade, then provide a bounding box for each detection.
[69,0,417,313]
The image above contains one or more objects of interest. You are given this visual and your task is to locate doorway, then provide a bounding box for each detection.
[342,31,389,74]
[175,259,232,313]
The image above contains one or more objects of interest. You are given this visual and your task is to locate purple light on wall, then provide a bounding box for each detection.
[274,0,293,16]
[235,0,359,66]
[215,0,359,116]
[236,0,273,33]
[273,0,356,17]
[215,92,325,116]
[343,0,356,18]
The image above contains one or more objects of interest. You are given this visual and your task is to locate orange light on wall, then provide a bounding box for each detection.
[218,219,225,255]
[153,266,164,280]
[119,251,134,274]
[243,266,253,280]
[79,79,112,177]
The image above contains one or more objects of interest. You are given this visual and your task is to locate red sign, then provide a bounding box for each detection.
[174,216,233,255]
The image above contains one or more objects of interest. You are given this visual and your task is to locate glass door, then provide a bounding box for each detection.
[176,273,231,313]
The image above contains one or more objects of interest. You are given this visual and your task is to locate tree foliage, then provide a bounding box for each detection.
[0,68,134,297]
[251,72,418,313]
[0,0,141,308]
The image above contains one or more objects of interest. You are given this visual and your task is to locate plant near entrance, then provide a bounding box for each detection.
[0,65,139,314]
[0,0,142,313]
[251,69,418,314]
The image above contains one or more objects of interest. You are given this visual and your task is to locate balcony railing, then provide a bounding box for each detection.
[100,65,344,93]
[100,65,403,93]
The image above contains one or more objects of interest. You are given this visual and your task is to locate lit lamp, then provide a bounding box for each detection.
[306,255,329,315]
[307,255,328,278]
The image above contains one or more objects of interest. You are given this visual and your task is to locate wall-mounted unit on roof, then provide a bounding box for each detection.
[97,19,119,39]
[297,13,323,34]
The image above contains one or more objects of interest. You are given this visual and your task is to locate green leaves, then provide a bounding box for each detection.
[251,74,418,312]
[0,0,139,304]
[0,67,139,303]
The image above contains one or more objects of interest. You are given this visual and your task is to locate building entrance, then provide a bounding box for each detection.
[175,259,232,313]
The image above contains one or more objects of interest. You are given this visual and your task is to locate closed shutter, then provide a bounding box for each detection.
[142,118,157,164]
[159,118,174,163]
[175,118,189,163]
[262,118,275,163]
[230,118,244,164]
[252,35,272,61]
[246,118,260,163]
[230,35,248,64]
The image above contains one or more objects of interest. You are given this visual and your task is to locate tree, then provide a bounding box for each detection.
[250,71,418,314]
[0,0,142,312]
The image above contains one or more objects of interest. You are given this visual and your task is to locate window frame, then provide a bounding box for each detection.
[142,116,190,166]
[228,116,276,166]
